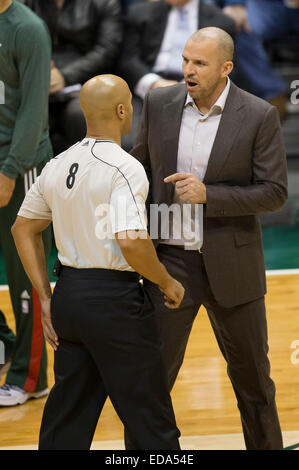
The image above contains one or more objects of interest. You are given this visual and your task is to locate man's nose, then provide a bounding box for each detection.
[184,61,195,75]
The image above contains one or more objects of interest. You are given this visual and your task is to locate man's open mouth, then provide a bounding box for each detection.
[186,79,198,88]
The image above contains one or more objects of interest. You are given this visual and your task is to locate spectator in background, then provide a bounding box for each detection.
[0,0,52,406]
[118,0,236,151]
[246,0,299,69]
[23,0,123,153]
[209,0,299,119]
[246,0,299,40]
[120,0,143,14]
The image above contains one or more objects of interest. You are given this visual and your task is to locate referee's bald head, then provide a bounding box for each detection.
[80,75,133,136]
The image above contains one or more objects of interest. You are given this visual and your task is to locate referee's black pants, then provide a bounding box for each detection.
[38,266,180,450]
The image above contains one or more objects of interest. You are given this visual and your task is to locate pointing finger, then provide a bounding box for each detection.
[164,173,191,184]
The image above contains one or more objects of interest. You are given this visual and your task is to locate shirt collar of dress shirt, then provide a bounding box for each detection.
[172,0,199,15]
[185,77,231,119]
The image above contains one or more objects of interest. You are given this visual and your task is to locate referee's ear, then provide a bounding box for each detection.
[117,103,126,121]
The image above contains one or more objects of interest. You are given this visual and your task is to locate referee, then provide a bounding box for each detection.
[11,75,184,450]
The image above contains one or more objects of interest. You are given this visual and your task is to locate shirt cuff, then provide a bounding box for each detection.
[17,208,52,220]
[0,156,21,179]
[135,73,162,99]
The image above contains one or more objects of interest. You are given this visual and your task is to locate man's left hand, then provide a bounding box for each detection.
[0,173,16,208]
[164,172,206,203]
[223,5,250,32]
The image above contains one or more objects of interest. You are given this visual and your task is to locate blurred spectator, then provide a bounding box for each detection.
[118,0,236,150]
[120,0,143,14]
[209,1,250,31]
[23,0,123,153]
[247,0,299,40]
[0,0,52,406]
[209,0,299,119]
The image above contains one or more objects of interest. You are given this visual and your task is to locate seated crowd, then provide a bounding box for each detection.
[21,0,299,152]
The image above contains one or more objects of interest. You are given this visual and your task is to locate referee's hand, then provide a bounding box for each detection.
[159,278,185,309]
[40,298,59,351]
[0,173,15,208]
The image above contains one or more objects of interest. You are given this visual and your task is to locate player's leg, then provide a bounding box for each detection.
[0,173,50,403]
[0,310,15,379]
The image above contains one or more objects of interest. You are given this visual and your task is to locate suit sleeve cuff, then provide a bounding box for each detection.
[205,185,227,217]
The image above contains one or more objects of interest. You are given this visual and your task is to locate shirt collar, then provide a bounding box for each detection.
[173,0,198,14]
[185,77,231,118]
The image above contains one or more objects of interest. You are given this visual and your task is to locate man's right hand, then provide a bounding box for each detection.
[159,277,185,309]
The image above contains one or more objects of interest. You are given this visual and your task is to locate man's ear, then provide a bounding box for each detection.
[116,103,125,120]
[222,60,234,78]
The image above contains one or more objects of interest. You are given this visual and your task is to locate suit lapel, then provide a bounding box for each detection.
[159,83,245,201]
[203,82,245,184]
[162,85,187,202]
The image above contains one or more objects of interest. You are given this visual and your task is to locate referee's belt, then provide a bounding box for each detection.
[52,259,140,282]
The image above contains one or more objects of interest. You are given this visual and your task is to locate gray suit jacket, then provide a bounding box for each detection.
[131,81,288,308]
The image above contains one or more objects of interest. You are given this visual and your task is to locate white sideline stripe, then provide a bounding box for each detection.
[0,282,56,291]
[266,269,299,276]
[0,430,298,450]
[0,269,299,291]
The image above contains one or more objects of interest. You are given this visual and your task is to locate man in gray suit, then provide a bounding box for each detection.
[129,27,288,450]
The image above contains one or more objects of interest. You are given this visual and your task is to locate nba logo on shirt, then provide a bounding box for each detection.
[21,290,30,314]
